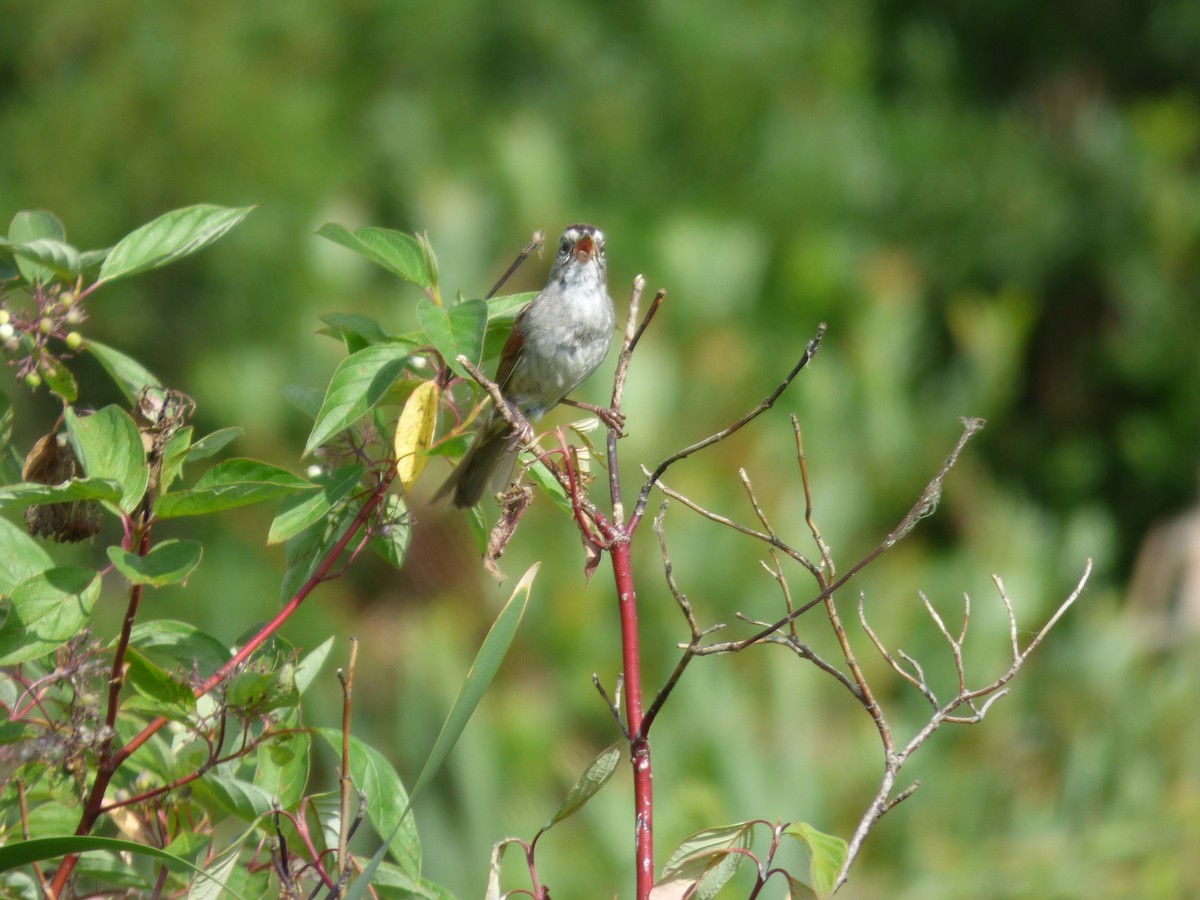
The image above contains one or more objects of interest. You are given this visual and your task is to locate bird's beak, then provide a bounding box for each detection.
[574,234,595,261]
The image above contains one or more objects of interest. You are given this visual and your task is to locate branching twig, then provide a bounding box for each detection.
[631,323,826,532]
[834,559,1093,890]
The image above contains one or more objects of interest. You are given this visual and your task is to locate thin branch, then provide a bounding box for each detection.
[336,638,360,891]
[631,323,826,532]
[734,417,986,648]
[486,230,545,299]
[629,288,666,354]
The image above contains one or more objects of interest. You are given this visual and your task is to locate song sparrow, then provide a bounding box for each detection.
[434,224,616,507]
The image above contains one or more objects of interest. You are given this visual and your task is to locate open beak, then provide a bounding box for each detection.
[574,234,595,261]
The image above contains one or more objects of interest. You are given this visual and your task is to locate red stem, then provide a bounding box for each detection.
[47,470,394,898]
[610,535,653,898]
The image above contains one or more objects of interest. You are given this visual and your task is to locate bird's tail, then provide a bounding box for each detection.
[431,423,516,508]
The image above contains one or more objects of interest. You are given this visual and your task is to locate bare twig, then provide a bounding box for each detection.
[336,638,360,890]
[629,288,667,354]
[486,230,545,299]
[631,323,826,532]
[834,559,1093,889]
[593,673,630,740]
[733,417,986,648]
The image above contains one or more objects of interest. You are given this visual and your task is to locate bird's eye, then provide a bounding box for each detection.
[559,237,571,255]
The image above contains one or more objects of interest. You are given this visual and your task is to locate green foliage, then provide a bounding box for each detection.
[1,4,1197,890]
[0,208,559,898]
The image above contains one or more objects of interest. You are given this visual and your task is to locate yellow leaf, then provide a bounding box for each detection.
[394,380,440,491]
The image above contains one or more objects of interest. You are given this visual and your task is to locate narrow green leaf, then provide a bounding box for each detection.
[158,425,194,490]
[184,426,242,462]
[316,728,421,876]
[187,838,241,900]
[0,566,101,664]
[294,635,335,695]
[416,297,487,379]
[98,204,254,283]
[7,210,66,283]
[304,344,410,454]
[410,563,538,803]
[315,223,430,286]
[0,516,52,595]
[65,405,149,514]
[0,835,250,900]
[86,338,162,404]
[153,458,315,519]
[0,392,13,451]
[0,477,122,509]
[783,822,848,899]
[545,742,621,828]
[107,539,202,586]
[267,464,363,544]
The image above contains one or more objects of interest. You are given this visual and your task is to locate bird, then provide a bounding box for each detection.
[433,223,616,508]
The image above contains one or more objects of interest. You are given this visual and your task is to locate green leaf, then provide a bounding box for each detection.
[304,344,410,454]
[294,635,335,695]
[0,835,250,900]
[0,516,52,595]
[128,620,231,671]
[0,477,122,509]
[523,453,573,513]
[0,238,83,282]
[158,425,194,490]
[36,355,78,401]
[315,223,429,287]
[153,458,315,519]
[545,742,621,828]
[86,338,162,404]
[195,768,276,821]
[409,563,538,803]
[783,822,848,899]
[254,717,309,809]
[316,728,421,877]
[416,297,487,379]
[0,566,101,664]
[107,539,203,586]
[656,823,755,900]
[7,210,66,283]
[187,838,241,900]
[98,204,254,283]
[267,464,363,544]
[370,493,412,569]
[123,647,197,719]
[65,405,149,514]
[185,426,242,462]
[318,312,402,354]
[278,498,359,602]
[282,384,324,419]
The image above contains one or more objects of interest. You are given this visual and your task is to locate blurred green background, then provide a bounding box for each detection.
[4,1,1200,896]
